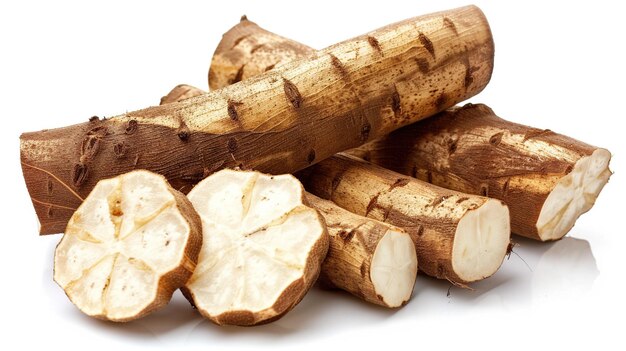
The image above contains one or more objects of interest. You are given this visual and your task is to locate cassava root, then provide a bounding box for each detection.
[208,17,612,241]
[20,5,494,235]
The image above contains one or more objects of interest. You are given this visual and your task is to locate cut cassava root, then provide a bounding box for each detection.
[21,5,494,235]
[160,88,418,307]
[300,154,511,285]
[54,170,202,322]
[306,194,417,307]
[350,104,613,241]
[209,20,612,242]
[183,169,328,326]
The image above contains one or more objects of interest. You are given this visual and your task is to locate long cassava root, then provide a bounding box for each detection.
[20,5,494,235]
[208,17,612,241]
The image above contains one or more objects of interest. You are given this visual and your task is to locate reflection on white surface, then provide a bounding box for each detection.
[532,237,599,304]
[38,234,600,346]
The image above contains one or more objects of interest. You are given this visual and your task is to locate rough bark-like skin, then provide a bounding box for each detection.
[349,104,610,240]
[21,6,494,235]
[209,17,316,90]
[299,154,499,285]
[160,84,206,105]
[306,193,414,307]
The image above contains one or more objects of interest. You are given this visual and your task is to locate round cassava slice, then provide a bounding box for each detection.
[183,169,329,326]
[54,170,202,322]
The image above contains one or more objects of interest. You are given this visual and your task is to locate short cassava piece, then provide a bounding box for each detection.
[183,169,328,326]
[54,170,202,322]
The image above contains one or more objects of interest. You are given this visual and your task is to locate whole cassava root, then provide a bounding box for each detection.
[54,170,202,322]
[300,154,511,285]
[21,5,495,235]
[209,18,612,242]
[350,104,613,241]
[306,194,417,307]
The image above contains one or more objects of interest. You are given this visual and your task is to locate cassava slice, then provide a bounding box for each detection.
[54,170,202,322]
[307,194,417,307]
[183,169,328,326]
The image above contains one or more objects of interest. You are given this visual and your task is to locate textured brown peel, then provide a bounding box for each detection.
[21,5,495,235]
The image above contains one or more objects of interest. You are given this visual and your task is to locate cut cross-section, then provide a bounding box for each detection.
[184,169,329,326]
[54,170,202,322]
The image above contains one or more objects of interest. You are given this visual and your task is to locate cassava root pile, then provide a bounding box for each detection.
[20,5,494,235]
[205,17,612,241]
[54,170,202,321]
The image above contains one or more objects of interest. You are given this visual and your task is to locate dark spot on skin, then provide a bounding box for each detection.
[72,163,88,188]
[443,17,458,36]
[227,100,242,121]
[231,34,250,49]
[125,120,138,134]
[250,44,265,54]
[390,178,410,190]
[339,229,356,242]
[113,142,127,158]
[360,123,371,141]
[523,128,554,142]
[416,225,424,237]
[448,139,457,154]
[367,36,383,55]
[419,32,435,58]
[415,58,429,74]
[565,164,574,174]
[360,262,368,277]
[165,240,170,247]
[435,93,448,110]
[283,78,302,108]
[264,63,276,72]
[46,178,53,195]
[391,90,401,114]
[502,178,510,197]
[365,194,379,216]
[480,184,489,197]
[232,65,245,84]
[430,195,448,207]
[227,137,238,153]
[489,132,503,146]
[307,149,316,164]
[464,65,474,88]
[330,54,349,79]
[47,205,53,218]
[456,197,469,204]
[89,115,100,122]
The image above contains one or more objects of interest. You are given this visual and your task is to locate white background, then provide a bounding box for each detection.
[1,0,624,350]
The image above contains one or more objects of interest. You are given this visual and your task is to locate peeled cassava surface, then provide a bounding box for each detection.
[54,170,202,322]
[184,169,329,326]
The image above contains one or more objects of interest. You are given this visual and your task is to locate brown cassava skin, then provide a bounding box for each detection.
[349,104,609,240]
[299,154,505,285]
[210,18,611,242]
[306,193,415,307]
[21,6,494,235]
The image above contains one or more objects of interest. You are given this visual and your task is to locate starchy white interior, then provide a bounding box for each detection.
[451,199,510,282]
[186,170,325,319]
[54,170,192,321]
[370,229,417,307]
[537,149,612,241]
